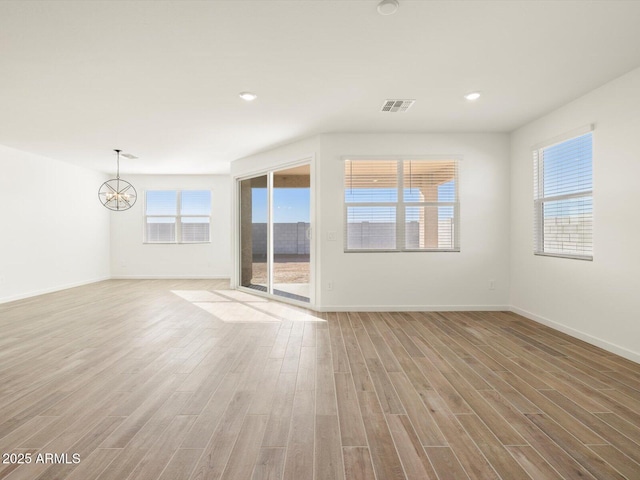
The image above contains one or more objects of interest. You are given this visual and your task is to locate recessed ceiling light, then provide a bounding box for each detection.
[464,92,481,101]
[377,0,399,16]
[239,91,257,101]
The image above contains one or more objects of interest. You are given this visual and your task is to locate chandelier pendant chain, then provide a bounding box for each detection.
[116,149,120,179]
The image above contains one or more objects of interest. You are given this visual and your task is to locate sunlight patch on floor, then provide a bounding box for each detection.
[212,290,269,302]
[193,301,281,323]
[170,290,231,302]
[171,288,324,323]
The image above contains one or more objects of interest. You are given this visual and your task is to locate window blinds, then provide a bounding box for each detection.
[533,131,593,259]
[181,217,210,243]
[180,190,211,243]
[403,160,459,251]
[145,191,178,243]
[344,159,459,252]
[145,190,211,243]
[345,160,398,250]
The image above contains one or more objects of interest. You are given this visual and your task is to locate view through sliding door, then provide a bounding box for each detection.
[239,164,311,303]
[239,175,268,293]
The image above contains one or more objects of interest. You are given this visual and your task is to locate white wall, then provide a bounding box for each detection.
[0,144,110,303]
[318,133,511,310]
[231,136,319,179]
[230,133,510,310]
[510,66,640,363]
[110,174,231,278]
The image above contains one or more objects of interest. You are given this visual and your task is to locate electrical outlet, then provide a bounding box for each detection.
[489,280,496,290]
[327,281,334,291]
[327,231,337,242]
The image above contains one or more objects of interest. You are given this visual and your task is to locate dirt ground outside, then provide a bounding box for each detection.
[250,254,310,284]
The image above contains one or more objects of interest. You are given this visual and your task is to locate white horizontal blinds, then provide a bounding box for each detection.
[344,158,460,252]
[146,191,177,243]
[144,190,212,243]
[403,160,459,251]
[344,160,398,201]
[180,190,211,243]
[346,207,397,249]
[534,132,593,259]
[181,218,210,243]
[533,148,543,251]
[345,160,398,250]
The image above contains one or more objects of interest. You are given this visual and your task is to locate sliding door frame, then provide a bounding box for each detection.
[233,156,315,308]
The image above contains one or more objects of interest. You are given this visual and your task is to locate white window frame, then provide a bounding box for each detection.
[144,189,212,244]
[343,156,460,253]
[533,125,594,260]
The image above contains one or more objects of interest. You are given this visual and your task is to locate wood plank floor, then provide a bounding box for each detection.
[1,279,639,479]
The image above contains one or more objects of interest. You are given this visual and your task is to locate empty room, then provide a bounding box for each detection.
[1,1,640,479]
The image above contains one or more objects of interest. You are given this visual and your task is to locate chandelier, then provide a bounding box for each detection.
[98,149,137,211]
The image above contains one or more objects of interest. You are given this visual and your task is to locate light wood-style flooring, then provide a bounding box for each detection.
[1,279,639,479]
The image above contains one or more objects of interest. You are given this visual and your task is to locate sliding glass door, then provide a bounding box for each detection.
[272,165,310,302]
[238,164,311,303]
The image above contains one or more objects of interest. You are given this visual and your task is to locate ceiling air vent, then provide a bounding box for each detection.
[381,99,415,113]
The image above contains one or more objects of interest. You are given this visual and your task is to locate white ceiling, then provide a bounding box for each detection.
[1,0,640,174]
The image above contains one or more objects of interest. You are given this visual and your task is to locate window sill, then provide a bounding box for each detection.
[534,252,593,261]
[344,249,460,253]
[143,242,211,245]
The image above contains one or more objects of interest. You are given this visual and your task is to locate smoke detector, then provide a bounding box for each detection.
[378,0,399,15]
[381,99,415,113]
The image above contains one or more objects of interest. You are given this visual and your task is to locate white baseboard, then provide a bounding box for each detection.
[510,306,640,364]
[110,275,230,280]
[315,304,510,313]
[0,276,111,305]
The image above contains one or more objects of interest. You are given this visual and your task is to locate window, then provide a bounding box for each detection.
[145,190,212,243]
[344,158,459,252]
[533,128,593,260]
